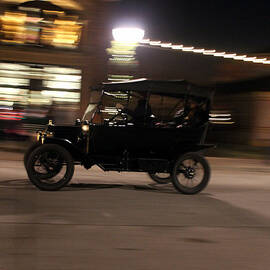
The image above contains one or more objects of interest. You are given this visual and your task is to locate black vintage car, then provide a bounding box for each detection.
[24,79,214,194]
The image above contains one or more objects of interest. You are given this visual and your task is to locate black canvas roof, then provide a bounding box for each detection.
[99,78,213,99]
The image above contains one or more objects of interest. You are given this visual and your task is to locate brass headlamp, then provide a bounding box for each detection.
[36,131,53,144]
[82,124,89,132]
[81,120,89,134]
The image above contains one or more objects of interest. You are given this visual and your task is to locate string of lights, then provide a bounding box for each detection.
[140,39,270,65]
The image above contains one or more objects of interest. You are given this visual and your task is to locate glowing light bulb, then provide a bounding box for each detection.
[242,57,257,62]
[182,46,194,51]
[203,50,216,55]
[171,45,183,49]
[223,54,236,58]
[112,28,145,43]
[252,58,267,63]
[149,41,161,46]
[161,43,172,48]
[214,52,225,57]
[193,49,205,53]
[233,55,247,60]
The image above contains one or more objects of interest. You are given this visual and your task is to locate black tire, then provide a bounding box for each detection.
[171,152,210,194]
[26,144,74,191]
[148,173,171,184]
[24,142,41,169]
[24,142,62,179]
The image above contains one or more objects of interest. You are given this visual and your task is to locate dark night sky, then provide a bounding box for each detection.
[112,0,270,54]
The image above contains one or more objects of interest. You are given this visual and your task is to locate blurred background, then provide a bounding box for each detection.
[0,0,107,150]
[0,0,270,157]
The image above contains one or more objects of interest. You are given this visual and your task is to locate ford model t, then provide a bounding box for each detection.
[24,79,214,194]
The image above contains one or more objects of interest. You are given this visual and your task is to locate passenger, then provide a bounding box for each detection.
[172,104,187,126]
[173,99,208,128]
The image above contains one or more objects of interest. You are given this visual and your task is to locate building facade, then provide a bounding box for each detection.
[0,0,114,127]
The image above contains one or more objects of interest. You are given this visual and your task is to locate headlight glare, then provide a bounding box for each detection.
[82,124,89,132]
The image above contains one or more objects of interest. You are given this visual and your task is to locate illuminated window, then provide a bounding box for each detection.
[0,1,83,49]
[43,80,81,90]
[0,62,81,106]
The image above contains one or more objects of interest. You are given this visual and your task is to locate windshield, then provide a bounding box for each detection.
[82,103,98,121]
[84,89,209,128]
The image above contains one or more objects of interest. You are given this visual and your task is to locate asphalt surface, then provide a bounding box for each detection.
[0,154,270,270]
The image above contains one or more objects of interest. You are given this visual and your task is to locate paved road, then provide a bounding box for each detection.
[0,156,270,270]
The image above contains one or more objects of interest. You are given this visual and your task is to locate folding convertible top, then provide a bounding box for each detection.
[99,78,214,99]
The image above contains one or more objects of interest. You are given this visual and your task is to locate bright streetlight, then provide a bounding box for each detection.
[112,27,145,43]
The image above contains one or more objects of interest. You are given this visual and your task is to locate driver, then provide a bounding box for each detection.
[116,95,152,126]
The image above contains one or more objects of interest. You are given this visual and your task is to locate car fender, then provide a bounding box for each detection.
[193,144,215,152]
[43,137,84,161]
[172,143,215,158]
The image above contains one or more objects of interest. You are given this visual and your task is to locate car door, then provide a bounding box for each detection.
[89,125,136,155]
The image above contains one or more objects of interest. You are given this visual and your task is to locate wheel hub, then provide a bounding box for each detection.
[184,167,196,179]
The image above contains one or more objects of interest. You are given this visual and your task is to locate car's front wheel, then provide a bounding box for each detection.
[171,152,210,194]
[26,144,74,191]
[24,142,41,170]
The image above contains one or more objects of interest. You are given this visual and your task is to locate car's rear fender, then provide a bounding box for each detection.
[172,143,215,158]
[191,144,215,152]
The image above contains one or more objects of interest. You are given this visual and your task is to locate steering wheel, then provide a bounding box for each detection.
[107,109,128,125]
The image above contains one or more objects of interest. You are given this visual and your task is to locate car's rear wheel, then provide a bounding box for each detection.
[148,173,171,184]
[26,144,74,191]
[171,152,210,194]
